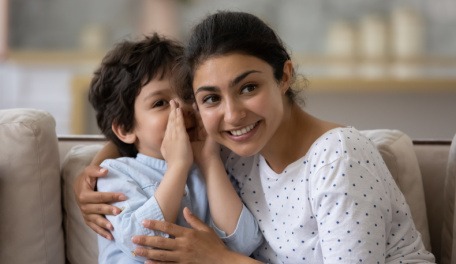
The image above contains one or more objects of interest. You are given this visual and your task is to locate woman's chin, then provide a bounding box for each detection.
[226,143,261,157]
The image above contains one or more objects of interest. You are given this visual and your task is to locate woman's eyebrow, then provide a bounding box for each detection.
[194,86,219,96]
[194,70,261,96]
[230,70,261,88]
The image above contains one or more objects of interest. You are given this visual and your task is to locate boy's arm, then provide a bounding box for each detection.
[154,101,193,223]
[98,160,170,262]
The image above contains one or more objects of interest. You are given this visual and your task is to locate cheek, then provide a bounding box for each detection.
[200,110,218,135]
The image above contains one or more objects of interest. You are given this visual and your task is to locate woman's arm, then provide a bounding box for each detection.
[90,140,120,166]
[191,113,242,235]
[201,156,243,235]
[133,208,264,264]
[191,112,263,255]
[73,141,124,240]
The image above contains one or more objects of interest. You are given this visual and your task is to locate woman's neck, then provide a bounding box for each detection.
[260,102,341,174]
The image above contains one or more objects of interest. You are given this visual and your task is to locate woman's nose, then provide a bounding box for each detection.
[224,100,246,124]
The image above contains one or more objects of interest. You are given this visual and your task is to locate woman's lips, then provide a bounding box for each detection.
[225,121,260,141]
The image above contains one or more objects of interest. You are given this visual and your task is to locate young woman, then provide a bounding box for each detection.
[74,11,435,264]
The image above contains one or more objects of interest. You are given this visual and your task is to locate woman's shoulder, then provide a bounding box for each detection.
[306,127,376,164]
[312,127,370,148]
[309,127,362,150]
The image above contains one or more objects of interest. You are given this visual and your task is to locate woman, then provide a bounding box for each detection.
[74,11,435,263]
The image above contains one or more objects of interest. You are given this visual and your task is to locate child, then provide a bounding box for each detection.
[88,33,263,263]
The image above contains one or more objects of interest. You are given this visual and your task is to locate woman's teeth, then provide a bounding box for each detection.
[230,123,256,136]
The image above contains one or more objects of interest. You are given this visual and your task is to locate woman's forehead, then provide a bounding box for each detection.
[194,54,272,80]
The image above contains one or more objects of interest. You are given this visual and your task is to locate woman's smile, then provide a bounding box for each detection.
[225,121,260,140]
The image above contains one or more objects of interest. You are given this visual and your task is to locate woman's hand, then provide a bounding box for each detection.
[132,208,259,264]
[190,104,220,173]
[73,165,126,240]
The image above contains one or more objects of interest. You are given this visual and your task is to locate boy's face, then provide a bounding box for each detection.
[129,77,196,159]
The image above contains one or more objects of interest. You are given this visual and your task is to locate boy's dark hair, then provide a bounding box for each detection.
[89,33,183,157]
[175,11,301,103]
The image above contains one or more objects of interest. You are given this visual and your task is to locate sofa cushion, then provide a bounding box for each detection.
[61,144,104,264]
[0,108,65,264]
[60,129,432,260]
[360,129,431,251]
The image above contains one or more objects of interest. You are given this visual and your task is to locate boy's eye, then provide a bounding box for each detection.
[241,84,257,94]
[152,100,169,108]
[202,95,220,104]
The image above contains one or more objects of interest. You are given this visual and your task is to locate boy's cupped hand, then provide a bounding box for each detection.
[161,100,193,169]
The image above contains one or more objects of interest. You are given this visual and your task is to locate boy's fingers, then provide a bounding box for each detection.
[175,108,186,130]
[169,99,176,111]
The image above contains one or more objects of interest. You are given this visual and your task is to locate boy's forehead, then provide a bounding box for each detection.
[140,78,174,97]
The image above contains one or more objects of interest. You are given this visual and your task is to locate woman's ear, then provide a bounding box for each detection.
[112,120,136,144]
[280,60,293,94]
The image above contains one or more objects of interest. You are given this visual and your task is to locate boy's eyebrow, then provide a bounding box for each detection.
[142,89,166,102]
[194,70,261,96]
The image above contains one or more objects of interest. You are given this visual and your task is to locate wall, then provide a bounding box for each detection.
[2,0,456,138]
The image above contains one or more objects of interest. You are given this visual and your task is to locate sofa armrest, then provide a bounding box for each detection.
[0,108,65,263]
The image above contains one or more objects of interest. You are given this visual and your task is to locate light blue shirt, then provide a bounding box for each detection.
[97,153,263,264]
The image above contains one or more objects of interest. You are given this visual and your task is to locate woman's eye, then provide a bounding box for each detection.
[202,95,220,104]
[153,100,169,108]
[241,84,257,94]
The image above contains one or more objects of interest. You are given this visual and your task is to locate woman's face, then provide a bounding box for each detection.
[192,53,290,157]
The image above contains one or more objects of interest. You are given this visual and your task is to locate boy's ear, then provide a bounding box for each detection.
[112,120,136,144]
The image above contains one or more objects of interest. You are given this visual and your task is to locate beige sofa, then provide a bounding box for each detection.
[0,108,455,264]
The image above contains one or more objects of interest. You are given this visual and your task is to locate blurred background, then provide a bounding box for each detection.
[1,0,455,139]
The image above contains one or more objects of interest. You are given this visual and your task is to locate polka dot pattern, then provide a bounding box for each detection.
[226,127,434,263]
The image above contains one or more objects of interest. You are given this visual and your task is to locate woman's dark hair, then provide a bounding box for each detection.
[89,33,183,157]
[175,11,300,102]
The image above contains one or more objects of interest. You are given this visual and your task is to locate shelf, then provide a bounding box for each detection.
[6,50,106,65]
[303,77,456,92]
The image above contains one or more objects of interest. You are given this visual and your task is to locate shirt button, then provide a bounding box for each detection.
[183,190,188,196]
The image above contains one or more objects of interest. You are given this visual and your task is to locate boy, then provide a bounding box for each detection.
[88,33,263,263]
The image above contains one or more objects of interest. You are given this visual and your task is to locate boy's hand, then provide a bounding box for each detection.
[161,100,193,170]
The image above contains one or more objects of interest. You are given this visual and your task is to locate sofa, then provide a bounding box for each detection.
[0,108,455,264]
